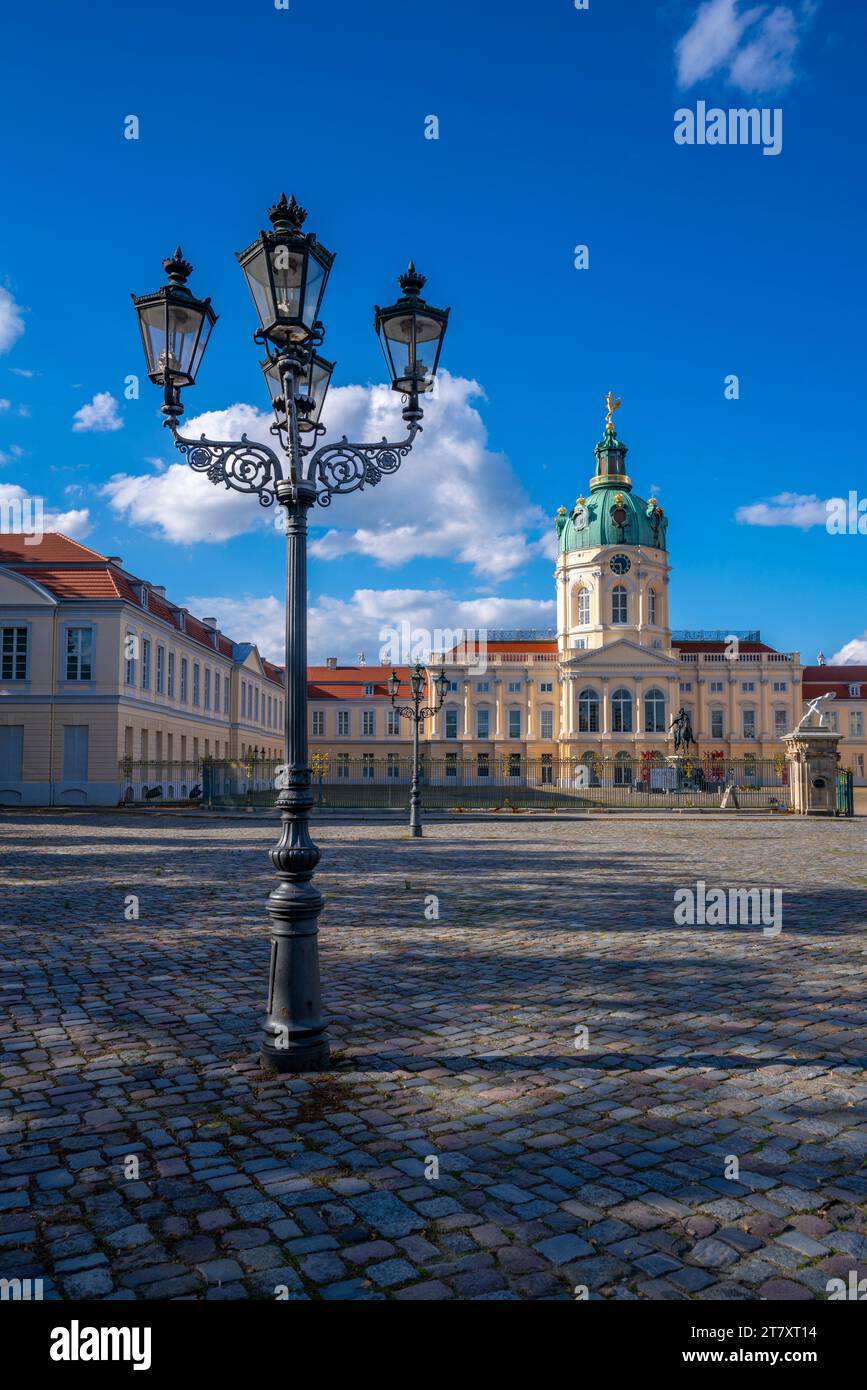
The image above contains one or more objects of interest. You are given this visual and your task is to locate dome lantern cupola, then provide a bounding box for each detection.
[554,394,669,553]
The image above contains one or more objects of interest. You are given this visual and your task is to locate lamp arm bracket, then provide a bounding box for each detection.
[392,704,421,720]
[305,420,422,507]
[168,422,285,507]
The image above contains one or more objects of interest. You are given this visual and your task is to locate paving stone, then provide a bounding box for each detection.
[4,811,866,1303]
[367,1258,417,1288]
[534,1234,594,1265]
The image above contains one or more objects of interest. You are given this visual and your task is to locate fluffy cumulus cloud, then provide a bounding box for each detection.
[104,376,552,581]
[830,634,867,665]
[0,287,25,355]
[104,403,275,544]
[183,587,556,666]
[0,482,91,539]
[675,0,816,94]
[734,491,834,528]
[72,391,123,433]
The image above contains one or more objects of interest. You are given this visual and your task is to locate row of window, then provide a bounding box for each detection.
[309,707,557,740]
[1,625,95,682]
[240,679,283,730]
[125,633,232,717]
[573,585,658,627]
[681,680,789,694]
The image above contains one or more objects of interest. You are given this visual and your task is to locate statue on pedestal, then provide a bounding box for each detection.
[794,691,836,732]
[670,706,696,753]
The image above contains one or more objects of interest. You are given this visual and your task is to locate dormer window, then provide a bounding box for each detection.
[849,684,861,698]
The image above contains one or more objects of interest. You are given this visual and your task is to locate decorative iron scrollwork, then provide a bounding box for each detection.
[171,427,284,507]
[307,424,420,507]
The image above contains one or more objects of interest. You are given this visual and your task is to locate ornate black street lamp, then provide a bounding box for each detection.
[389,661,449,838]
[132,194,449,1073]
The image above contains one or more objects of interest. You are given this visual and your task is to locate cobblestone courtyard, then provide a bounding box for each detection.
[1,811,865,1302]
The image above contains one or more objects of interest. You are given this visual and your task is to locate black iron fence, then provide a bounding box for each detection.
[113,754,793,811]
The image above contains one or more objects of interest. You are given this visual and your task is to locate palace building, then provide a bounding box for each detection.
[0,408,864,803]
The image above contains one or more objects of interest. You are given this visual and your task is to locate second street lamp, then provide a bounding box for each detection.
[389,661,449,838]
[132,194,450,1073]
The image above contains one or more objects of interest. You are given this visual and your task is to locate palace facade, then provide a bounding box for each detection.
[0,414,864,803]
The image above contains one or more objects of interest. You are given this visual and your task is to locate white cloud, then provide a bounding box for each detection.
[830,635,867,665]
[104,403,275,544]
[104,376,551,581]
[734,491,834,528]
[9,367,35,378]
[72,391,123,433]
[729,5,801,90]
[0,482,91,540]
[675,0,814,94]
[0,398,10,411]
[183,586,556,665]
[0,288,25,355]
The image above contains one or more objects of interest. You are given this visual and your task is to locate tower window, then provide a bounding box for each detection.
[612,585,628,624]
[576,588,590,626]
[648,587,657,625]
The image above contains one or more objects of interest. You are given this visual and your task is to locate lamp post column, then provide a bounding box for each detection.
[261,475,329,1073]
[409,701,422,837]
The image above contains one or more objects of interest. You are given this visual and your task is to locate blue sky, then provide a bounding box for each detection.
[1,0,865,663]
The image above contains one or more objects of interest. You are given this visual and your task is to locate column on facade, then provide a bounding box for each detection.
[695,677,705,740]
[601,677,610,736]
[668,677,679,738]
[759,675,770,745]
[634,676,643,736]
[728,672,738,747]
[526,675,534,740]
[463,679,471,740]
[494,679,503,738]
[559,672,569,739]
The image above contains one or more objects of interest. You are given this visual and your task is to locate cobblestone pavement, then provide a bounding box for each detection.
[1,811,865,1302]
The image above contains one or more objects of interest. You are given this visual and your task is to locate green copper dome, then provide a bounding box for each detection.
[555,426,668,553]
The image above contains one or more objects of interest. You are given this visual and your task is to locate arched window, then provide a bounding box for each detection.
[648,586,657,625]
[614,751,633,785]
[644,687,666,733]
[612,687,633,732]
[576,587,590,626]
[578,687,600,733]
[612,585,628,624]
[578,751,600,786]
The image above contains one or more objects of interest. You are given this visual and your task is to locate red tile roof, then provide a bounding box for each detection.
[1,532,282,674]
[803,666,867,699]
[442,640,557,656]
[308,666,412,700]
[0,533,108,564]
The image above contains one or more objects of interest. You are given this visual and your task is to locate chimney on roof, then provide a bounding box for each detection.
[107,556,123,566]
[151,585,167,598]
[326,656,337,669]
[202,617,217,629]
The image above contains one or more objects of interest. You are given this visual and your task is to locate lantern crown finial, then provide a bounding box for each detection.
[399,261,426,297]
[163,247,193,286]
[268,192,307,233]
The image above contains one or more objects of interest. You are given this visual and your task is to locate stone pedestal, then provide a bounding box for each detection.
[784,728,841,816]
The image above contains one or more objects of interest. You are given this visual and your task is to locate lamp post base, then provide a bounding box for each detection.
[261,1037,331,1074]
[410,824,422,838]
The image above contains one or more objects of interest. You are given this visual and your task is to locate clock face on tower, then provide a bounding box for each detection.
[610,553,631,575]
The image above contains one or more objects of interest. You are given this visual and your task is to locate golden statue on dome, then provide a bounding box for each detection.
[604,391,622,432]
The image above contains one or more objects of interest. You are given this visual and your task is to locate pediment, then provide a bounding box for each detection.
[560,637,680,673]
